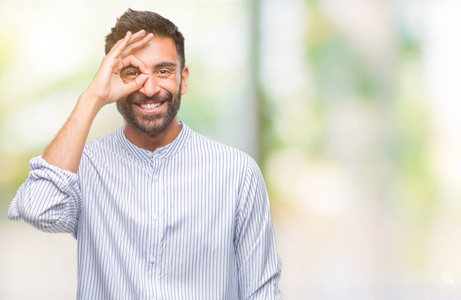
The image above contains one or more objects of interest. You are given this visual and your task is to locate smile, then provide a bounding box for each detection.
[140,102,161,109]
[134,101,166,113]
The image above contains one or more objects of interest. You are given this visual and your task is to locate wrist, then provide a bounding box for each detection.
[77,91,105,118]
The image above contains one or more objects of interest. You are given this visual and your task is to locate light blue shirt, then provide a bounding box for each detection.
[8,122,282,299]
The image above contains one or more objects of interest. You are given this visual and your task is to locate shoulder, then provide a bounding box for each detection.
[84,129,120,153]
[80,129,124,165]
[188,127,255,168]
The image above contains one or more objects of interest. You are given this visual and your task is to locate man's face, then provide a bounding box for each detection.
[117,36,188,136]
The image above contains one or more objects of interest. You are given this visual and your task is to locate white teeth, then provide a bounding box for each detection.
[140,103,161,110]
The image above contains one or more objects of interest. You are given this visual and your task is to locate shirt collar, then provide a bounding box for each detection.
[116,121,192,162]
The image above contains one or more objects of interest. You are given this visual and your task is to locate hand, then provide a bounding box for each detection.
[85,30,154,106]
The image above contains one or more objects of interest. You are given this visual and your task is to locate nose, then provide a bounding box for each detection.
[139,75,160,97]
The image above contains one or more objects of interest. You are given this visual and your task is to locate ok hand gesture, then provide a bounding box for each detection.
[86,30,154,106]
[42,30,154,173]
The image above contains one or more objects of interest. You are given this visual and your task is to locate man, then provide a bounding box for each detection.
[8,9,282,299]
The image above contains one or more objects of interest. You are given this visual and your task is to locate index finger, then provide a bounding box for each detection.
[121,32,154,57]
[109,30,150,58]
[115,54,148,76]
[108,31,133,56]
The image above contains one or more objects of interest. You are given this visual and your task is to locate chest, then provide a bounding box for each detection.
[79,156,240,247]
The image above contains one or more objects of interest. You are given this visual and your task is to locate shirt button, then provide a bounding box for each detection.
[154,175,159,181]
[150,257,156,264]
[153,214,158,221]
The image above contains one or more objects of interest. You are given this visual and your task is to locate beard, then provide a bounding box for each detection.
[117,85,181,136]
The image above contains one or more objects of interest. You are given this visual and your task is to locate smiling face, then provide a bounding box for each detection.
[117,36,188,137]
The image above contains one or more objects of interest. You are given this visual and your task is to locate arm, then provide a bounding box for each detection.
[8,30,154,234]
[235,158,283,299]
[43,30,153,173]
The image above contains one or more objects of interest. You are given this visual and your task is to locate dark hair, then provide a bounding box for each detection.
[105,9,185,70]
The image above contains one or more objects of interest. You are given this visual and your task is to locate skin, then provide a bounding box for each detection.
[118,36,189,151]
[41,30,189,173]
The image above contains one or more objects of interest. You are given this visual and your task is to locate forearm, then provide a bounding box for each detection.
[42,92,103,174]
[8,156,81,235]
[41,31,152,174]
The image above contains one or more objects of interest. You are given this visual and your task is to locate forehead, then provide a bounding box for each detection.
[132,36,178,67]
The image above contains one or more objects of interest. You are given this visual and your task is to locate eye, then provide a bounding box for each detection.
[158,69,170,75]
[121,68,141,79]
[126,71,141,77]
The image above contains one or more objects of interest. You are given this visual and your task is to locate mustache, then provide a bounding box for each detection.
[127,91,173,104]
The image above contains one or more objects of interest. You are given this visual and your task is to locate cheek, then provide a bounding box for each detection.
[158,79,180,94]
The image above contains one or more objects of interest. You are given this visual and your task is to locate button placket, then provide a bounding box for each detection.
[150,157,163,297]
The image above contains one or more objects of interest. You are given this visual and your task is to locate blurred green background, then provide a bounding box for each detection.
[1,0,461,299]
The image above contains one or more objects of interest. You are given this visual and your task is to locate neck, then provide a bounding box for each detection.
[123,118,182,152]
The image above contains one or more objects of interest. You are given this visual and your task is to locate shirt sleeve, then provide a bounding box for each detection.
[8,156,81,238]
[235,157,283,299]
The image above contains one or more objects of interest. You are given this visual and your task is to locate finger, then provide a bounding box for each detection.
[108,31,133,57]
[129,29,147,42]
[111,36,126,50]
[120,30,147,52]
[110,30,145,53]
[107,30,150,62]
[113,61,125,75]
[123,74,149,95]
[114,54,149,75]
[121,33,154,57]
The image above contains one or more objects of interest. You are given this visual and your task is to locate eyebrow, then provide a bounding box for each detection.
[155,62,176,68]
[121,62,177,73]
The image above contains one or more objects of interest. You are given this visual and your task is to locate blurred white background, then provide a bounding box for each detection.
[1,0,461,299]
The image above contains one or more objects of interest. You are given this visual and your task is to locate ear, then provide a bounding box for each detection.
[180,66,189,95]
